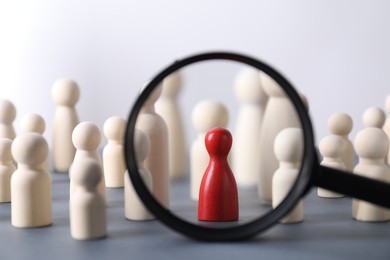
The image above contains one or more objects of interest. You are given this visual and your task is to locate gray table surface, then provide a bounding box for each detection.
[0,171,389,260]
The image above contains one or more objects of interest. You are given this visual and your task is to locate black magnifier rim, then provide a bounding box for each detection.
[125,51,318,241]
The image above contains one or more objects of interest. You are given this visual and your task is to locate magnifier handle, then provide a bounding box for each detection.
[314,165,390,208]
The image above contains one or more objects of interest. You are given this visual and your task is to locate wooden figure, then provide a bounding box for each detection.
[327,112,354,171]
[52,79,80,172]
[70,158,106,240]
[258,73,302,204]
[198,127,238,222]
[191,100,229,200]
[362,107,385,128]
[103,116,126,188]
[125,129,154,221]
[0,99,16,140]
[155,71,187,180]
[136,82,170,208]
[352,127,390,222]
[71,121,105,198]
[384,95,390,164]
[317,135,346,198]
[21,113,49,173]
[233,68,267,187]
[272,128,303,223]
[11,133,52,228]
[0,138,15,202]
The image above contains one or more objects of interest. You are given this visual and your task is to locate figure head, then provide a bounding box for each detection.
[0,99,16,124]
[274,128,303,163]
[52,78,80,106]
[192,100,229,134]
[205,127,232,158]
[103,116,126,143]
[21,113,45,134]
[72,121,101,151]
[12,133,48,166]
[328,112,353,136]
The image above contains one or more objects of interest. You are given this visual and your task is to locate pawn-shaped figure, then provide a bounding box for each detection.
[362,107,385,128]
[317,135,346,198]
[125,129,154,221]
[258,73,303,204]
[136,82,170,208]
[233,68,268,187]
[198,127,238,222]
[103,116,126,188]
[11,133,52,228]
[0,99,16,140]
[191,100,229,200]
[328,113,354,171]
[0,138,16,202]
[384,96,390,164]
[272,128,303,223]
[71,121,105,198]
[21,113,49,173]
[352,127,390,222]
[155,72,187,180]
[70,158,106,240]
[52,79,80,172]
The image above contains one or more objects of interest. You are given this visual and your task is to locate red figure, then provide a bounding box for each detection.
[198,127,239,222]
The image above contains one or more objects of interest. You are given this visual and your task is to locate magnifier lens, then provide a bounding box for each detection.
[130,59,306,229]
[125,53,316,241]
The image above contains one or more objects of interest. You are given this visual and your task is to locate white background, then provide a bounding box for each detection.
[0,0,389,148]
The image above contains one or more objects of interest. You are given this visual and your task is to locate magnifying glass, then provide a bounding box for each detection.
[124,51,390,241]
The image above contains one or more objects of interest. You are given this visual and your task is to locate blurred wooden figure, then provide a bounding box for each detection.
[233,68,267,187]
[155,71,187,180]
[11,133,52,228]
[136,82,170,208]
[0,138,15,202]
[52,79,80,172]
[70,158,106,240]
[71,121,105,198]
[125,129,154,221]
[258,73,302,204]
[272,128,304,223]
[384,95,390,164]
[352,127,390,222]
[21,113,49,173]
[317,135,345,198]
[21,113,45,134]
[103,116,126,188]
[362,107,385,128]
[327,112,354,171]
[0,99,16,140]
